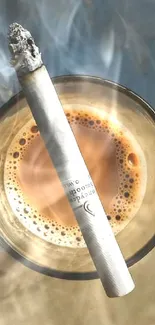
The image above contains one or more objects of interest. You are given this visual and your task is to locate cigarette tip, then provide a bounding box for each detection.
[8,22,43,75]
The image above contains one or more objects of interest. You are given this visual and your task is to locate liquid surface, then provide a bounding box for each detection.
[4,107,147,247]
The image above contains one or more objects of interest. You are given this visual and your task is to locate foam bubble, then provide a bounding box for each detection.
[4,107,147,248]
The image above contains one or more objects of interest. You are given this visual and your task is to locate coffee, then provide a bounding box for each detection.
[4,107,147,248]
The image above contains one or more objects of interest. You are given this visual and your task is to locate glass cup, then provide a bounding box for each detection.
[0,76,154,280]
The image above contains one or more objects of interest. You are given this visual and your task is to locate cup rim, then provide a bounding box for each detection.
[0,75,155,280]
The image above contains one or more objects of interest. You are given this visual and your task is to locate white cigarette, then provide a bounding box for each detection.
[8,23,135,297]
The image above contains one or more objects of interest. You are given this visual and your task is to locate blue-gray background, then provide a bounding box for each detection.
[0,0,155,108]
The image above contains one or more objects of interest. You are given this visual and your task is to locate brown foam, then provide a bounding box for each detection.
[4,106,147,247]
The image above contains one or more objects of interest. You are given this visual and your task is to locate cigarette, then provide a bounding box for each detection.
[8,23,135,297]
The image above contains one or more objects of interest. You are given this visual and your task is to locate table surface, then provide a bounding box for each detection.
[0,246,154,325]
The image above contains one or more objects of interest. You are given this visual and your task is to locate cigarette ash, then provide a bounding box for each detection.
[8,23,43,76]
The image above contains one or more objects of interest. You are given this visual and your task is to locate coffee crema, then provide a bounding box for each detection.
[4,107,147,248]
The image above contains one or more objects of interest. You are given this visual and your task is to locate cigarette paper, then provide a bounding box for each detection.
[8,23,135,297]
